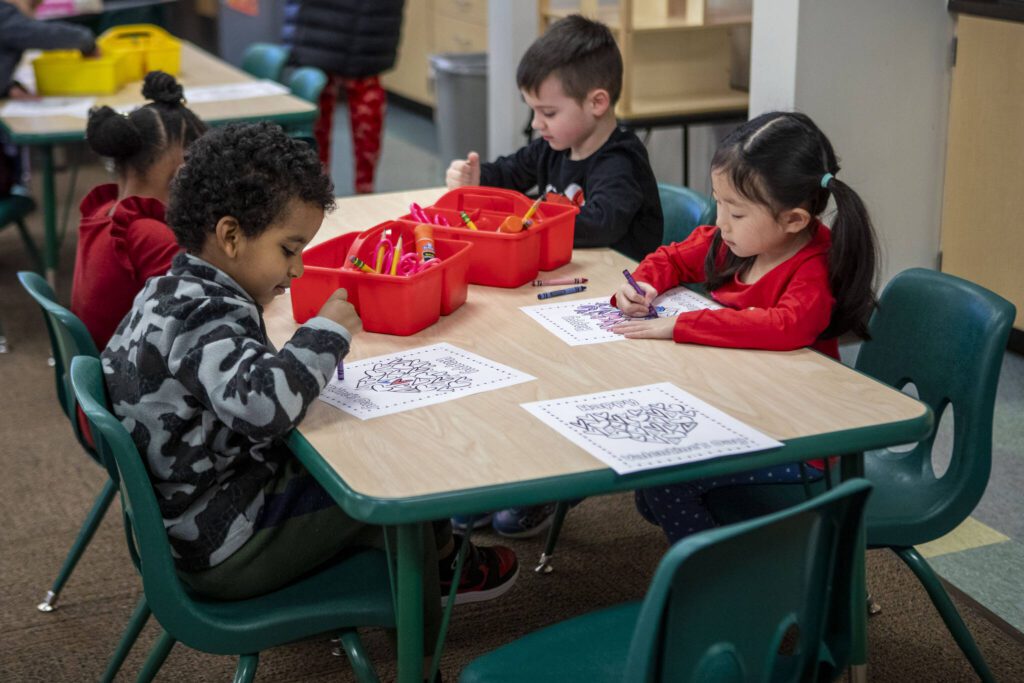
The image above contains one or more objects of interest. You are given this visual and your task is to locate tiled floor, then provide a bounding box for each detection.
[337,101,1024,632]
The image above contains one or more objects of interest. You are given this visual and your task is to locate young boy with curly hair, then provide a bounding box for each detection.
[101,123,518,640]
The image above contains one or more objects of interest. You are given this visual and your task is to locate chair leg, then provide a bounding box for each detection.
[0,317,7,354]
[15,218,43,273]
[535,501,571,574]
[895,547,996,683]
[100,596,151,683]
[233,654,259,683]
[135,629,176,683]
[38,478,117,612]
[336,630,381,683]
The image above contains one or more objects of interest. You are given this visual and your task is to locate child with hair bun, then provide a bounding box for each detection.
[71,70,207,349]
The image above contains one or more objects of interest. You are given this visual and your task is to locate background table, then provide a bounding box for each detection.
[0,41,317,287]
[264,188,931,682]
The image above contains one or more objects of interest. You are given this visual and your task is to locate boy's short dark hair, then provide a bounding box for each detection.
[167,121,335,252]
[516,14,622,105]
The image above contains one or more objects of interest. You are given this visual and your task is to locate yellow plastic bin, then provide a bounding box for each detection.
[32,50,133,96]
[97,24,182,81]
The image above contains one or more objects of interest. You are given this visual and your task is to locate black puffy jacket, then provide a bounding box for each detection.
[281,0,405,78]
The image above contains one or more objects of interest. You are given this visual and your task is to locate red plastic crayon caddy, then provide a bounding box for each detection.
[401,186,579,288]
[290,220,472,336]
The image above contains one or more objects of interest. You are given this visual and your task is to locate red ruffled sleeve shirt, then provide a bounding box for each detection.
[627,223,839,360]
[71,184,180,349]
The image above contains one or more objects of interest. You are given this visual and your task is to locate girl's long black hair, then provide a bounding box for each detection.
[706,111,878,340]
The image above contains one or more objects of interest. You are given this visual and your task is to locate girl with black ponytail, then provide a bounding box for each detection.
[71,71,207,349]
[611,111,879,543]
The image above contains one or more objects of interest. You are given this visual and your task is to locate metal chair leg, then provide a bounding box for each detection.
[38,478,117,612]
[333,630,381,683]
[233,654,259,683]
[896,547,995,683]
[100,597,151,683]
[535,501,571,574]
[136,629,176,683]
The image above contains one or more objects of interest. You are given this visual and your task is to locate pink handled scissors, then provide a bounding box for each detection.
[397,253,442,277]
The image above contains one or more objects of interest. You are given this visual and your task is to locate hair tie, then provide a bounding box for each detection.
[820,172,834,189]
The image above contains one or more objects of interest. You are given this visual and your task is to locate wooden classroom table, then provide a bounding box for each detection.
[264,188,931,683]
[0,41,317,288]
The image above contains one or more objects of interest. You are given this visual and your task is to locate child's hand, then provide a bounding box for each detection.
[610,316,676,340]
[317,288,360,332]
[445,151,480,189]
[614,280,657,317]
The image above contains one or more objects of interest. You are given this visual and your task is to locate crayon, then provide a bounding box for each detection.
[390,236,403,275]
[350,255,375,274]
[622,269,658,318]
[532,277,588,286]
[459,210,479,231]
[336,361,344,381]
[537,285,587,299]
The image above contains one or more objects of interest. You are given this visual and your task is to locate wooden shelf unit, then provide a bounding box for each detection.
[539,0,751,120]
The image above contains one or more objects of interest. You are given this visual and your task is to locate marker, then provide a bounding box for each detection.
[537,285,586,299]
[459,210,479,231]
[390,236,403,275]
[622,269,657,318]
[532,277,588,286]
[522,195,543,222]
[350,255,375,274]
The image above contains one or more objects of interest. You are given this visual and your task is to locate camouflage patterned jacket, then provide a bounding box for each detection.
[102,253,349,572]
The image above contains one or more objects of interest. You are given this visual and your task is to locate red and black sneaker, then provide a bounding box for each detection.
[439,539,519,606]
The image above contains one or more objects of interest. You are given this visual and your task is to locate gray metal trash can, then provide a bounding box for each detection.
[430,52,488,164]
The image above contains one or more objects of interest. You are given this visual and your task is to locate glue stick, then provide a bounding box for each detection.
[414,224,436,261]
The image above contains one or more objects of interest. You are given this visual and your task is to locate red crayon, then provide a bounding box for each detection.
[532,277,588,287]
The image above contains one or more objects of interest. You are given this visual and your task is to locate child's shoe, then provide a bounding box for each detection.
[450,512,494,532]
[439,539,519,606]
[492,503,559,538]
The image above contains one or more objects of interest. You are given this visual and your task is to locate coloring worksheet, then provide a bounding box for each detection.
[319,343,534,420]
[521,383,782,475]
[520,286,722,346]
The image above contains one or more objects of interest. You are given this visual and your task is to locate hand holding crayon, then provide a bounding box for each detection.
[317,288,361,332]
[618,269,658,318]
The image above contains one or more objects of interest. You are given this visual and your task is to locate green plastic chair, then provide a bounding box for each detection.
[240,42,292,81]
[17,271,116,613]
[460,479,873,683]
[657,182,716,245]
[285,66,328,150]
[70,355,396,683]
[706,268,1015,683]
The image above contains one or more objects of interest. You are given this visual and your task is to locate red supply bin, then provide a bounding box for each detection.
[290,221,472,336]
[401,186,578,288]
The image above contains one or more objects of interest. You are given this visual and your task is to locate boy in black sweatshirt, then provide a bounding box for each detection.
[445,13,663,263]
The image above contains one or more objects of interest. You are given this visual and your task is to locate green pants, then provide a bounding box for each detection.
[181,458,445,643]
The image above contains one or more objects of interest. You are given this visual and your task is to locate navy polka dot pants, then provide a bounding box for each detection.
[635,463,824,544]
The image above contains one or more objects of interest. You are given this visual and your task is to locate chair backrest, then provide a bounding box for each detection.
[856,268,1015,545]
[287,65,328,104]
[240,42,291,81]
[18,271,102,461]
[70,356,200,632]
[657,183,716,245]
[624,478,872,683]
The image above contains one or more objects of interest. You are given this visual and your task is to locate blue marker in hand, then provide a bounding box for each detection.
[622,269,658,318]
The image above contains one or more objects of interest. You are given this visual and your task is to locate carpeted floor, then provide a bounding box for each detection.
[3,167,1024,682]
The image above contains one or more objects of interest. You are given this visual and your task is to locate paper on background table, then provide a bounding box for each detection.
[183,81,290,103]
[520,286,722,346]
[319,342,535,420]
[0,97,94,118]
[522,382,783,475]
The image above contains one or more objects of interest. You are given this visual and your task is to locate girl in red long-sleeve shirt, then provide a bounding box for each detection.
[612,111,879,543]
[71,71,206,350]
